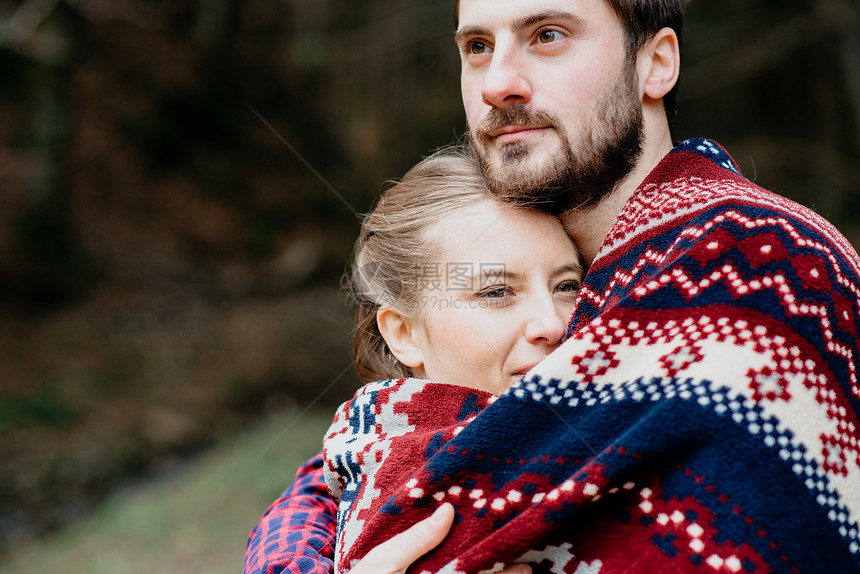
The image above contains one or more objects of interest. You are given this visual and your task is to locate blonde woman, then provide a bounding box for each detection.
[247,145,582,574]
[328,145,582,573]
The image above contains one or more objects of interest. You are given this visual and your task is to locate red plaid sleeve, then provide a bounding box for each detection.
[244,451,336,574]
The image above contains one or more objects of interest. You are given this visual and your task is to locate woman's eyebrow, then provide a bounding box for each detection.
[553,262,584,277]
[476,267,525,282]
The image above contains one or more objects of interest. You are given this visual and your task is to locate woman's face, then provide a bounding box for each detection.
[407,199,582,395]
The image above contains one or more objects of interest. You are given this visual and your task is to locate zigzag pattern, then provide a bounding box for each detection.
[587,202,860,310]
[580,191,860,397]
[602,172,860,281]
[630,266,857,388]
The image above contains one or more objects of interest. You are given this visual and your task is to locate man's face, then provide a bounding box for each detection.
[456,0,644,212]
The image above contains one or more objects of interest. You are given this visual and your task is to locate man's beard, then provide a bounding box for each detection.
[468,61,644,215]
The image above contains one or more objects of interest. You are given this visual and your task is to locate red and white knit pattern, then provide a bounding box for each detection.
[323,141,860,573]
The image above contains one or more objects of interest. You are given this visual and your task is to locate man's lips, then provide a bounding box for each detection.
[490,125,550,141]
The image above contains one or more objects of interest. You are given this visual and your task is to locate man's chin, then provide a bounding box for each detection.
[488,146,553,176]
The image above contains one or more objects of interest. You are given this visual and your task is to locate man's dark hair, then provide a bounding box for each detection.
[605,0,689,121]
[454,0,690,121]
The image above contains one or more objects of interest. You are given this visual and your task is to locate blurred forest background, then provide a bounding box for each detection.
[0,0,858,562]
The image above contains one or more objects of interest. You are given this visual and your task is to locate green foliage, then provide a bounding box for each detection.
[0,407,334,574]
[0,387,78,435]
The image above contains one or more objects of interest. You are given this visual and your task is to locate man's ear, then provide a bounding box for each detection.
[377,307,425,371]
[640,27,680,101]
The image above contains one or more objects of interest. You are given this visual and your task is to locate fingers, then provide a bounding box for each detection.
[349,503,532,574]
[349,503,455,574]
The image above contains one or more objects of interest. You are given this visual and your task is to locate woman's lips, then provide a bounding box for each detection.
[512,363,539,378]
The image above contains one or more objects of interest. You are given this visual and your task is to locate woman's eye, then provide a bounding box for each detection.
[479,286,509,299]
[537,29,563,44]
[556,280,581,294]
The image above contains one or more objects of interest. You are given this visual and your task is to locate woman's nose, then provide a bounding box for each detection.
[524,295,567,346]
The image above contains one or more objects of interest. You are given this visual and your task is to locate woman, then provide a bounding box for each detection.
[246,145,582,574]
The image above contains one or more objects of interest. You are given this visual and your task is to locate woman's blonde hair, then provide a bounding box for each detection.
[346,144,493,382]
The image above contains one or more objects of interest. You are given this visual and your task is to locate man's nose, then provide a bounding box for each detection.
[481,42,532,108]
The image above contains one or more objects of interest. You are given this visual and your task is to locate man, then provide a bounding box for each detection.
[245,1,860,572]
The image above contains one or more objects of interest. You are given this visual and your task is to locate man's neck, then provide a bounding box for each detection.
[562,124,673,267]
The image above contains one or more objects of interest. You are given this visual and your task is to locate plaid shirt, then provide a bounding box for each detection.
[244,451,336,574]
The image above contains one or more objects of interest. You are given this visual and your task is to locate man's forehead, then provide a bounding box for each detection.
[456,0,598,30]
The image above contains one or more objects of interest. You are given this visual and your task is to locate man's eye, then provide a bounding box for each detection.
[468,41,489,55]
[537,29,563,44]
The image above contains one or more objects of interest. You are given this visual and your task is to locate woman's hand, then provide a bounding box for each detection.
[348,503,531,574]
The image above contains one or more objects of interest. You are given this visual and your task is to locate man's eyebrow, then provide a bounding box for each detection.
[512,10,585,33]
[454,25,489,45]
[456,10,584,44]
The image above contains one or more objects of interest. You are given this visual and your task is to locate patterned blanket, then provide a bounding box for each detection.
[321,139,860,574]
[324,379,496,572]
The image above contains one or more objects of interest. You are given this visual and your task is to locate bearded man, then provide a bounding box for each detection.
[245,1,860,572]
